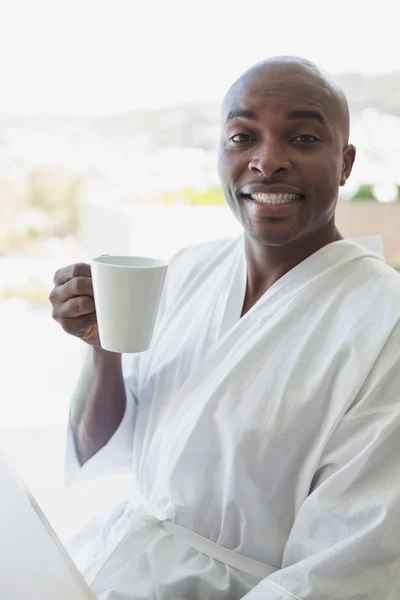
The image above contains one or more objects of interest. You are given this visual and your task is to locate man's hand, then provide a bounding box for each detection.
[49,262,101,348]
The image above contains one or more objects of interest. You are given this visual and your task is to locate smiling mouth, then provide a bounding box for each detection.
[248,192,302,205]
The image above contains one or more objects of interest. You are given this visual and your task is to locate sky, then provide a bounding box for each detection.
[0,0,399,115]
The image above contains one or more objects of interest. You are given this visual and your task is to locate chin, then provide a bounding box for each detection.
[245,226,299,248]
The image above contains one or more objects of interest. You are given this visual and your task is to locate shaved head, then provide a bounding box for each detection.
[223,55,350,143]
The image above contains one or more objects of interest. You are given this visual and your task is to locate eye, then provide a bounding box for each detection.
[292,134,319,143]
[229,133,253,143]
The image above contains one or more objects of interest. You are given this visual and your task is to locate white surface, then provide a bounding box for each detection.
[91,255,168,353]
[0,453,95,600]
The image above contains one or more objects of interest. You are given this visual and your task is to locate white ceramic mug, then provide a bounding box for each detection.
[91,255,168,353]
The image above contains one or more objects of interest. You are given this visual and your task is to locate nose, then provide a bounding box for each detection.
[248,142,290,178]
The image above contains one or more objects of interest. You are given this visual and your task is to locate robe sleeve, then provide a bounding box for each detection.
[242,325,400,600]
[63,352,139,485]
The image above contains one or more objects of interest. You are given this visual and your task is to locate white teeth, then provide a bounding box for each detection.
[249,193,300,204]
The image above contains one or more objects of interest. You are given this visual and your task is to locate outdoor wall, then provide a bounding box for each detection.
[336,203,400,267]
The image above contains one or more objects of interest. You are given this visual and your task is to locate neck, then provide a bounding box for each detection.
[242,222,342,315]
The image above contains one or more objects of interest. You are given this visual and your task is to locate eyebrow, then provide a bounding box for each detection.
[225,109,257,123]
[225,108,327,126]
[286,109,326,125]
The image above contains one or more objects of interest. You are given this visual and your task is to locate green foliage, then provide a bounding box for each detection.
[351,184,376,202]
[27,165,82,236]
[186,187,225,205]
[1,278,50,306]
[0,164,84,256]
[161,186,225,206]
[349,184,400,203]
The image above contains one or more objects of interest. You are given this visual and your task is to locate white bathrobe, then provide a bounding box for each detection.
[66,235,400,600]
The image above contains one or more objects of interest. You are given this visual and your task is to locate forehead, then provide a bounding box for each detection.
[224,70,334,122]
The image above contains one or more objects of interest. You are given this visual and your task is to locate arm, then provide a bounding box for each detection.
[69,346,126,465]
[243,324,400,600]
[49,263,131,468]
[244,409,400,599]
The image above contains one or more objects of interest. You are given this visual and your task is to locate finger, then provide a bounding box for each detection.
[53,296,95,319]
[53,263,91,286]
[49,277,93,305]
[53,277,94,304]
[59,312,98,335]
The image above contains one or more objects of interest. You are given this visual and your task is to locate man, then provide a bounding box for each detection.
[50,56,400,599]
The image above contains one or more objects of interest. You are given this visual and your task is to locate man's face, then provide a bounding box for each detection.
[218,70,355,247]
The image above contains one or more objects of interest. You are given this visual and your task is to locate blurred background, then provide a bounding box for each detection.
[0,0,399,545]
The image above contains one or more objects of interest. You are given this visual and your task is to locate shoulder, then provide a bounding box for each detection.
[344,261,400,417]
[335,237,400,319]
[151,234,242,331]
[165,235,242,288]
[171,235,242,266]
[337,237,400,301]
[357,257,400,310]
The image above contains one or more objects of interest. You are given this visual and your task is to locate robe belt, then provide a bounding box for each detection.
[160,519,276,578]
[90,501,277,587]
[117,494,277,579]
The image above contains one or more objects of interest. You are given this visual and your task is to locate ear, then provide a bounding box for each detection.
[340,144,356,186]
